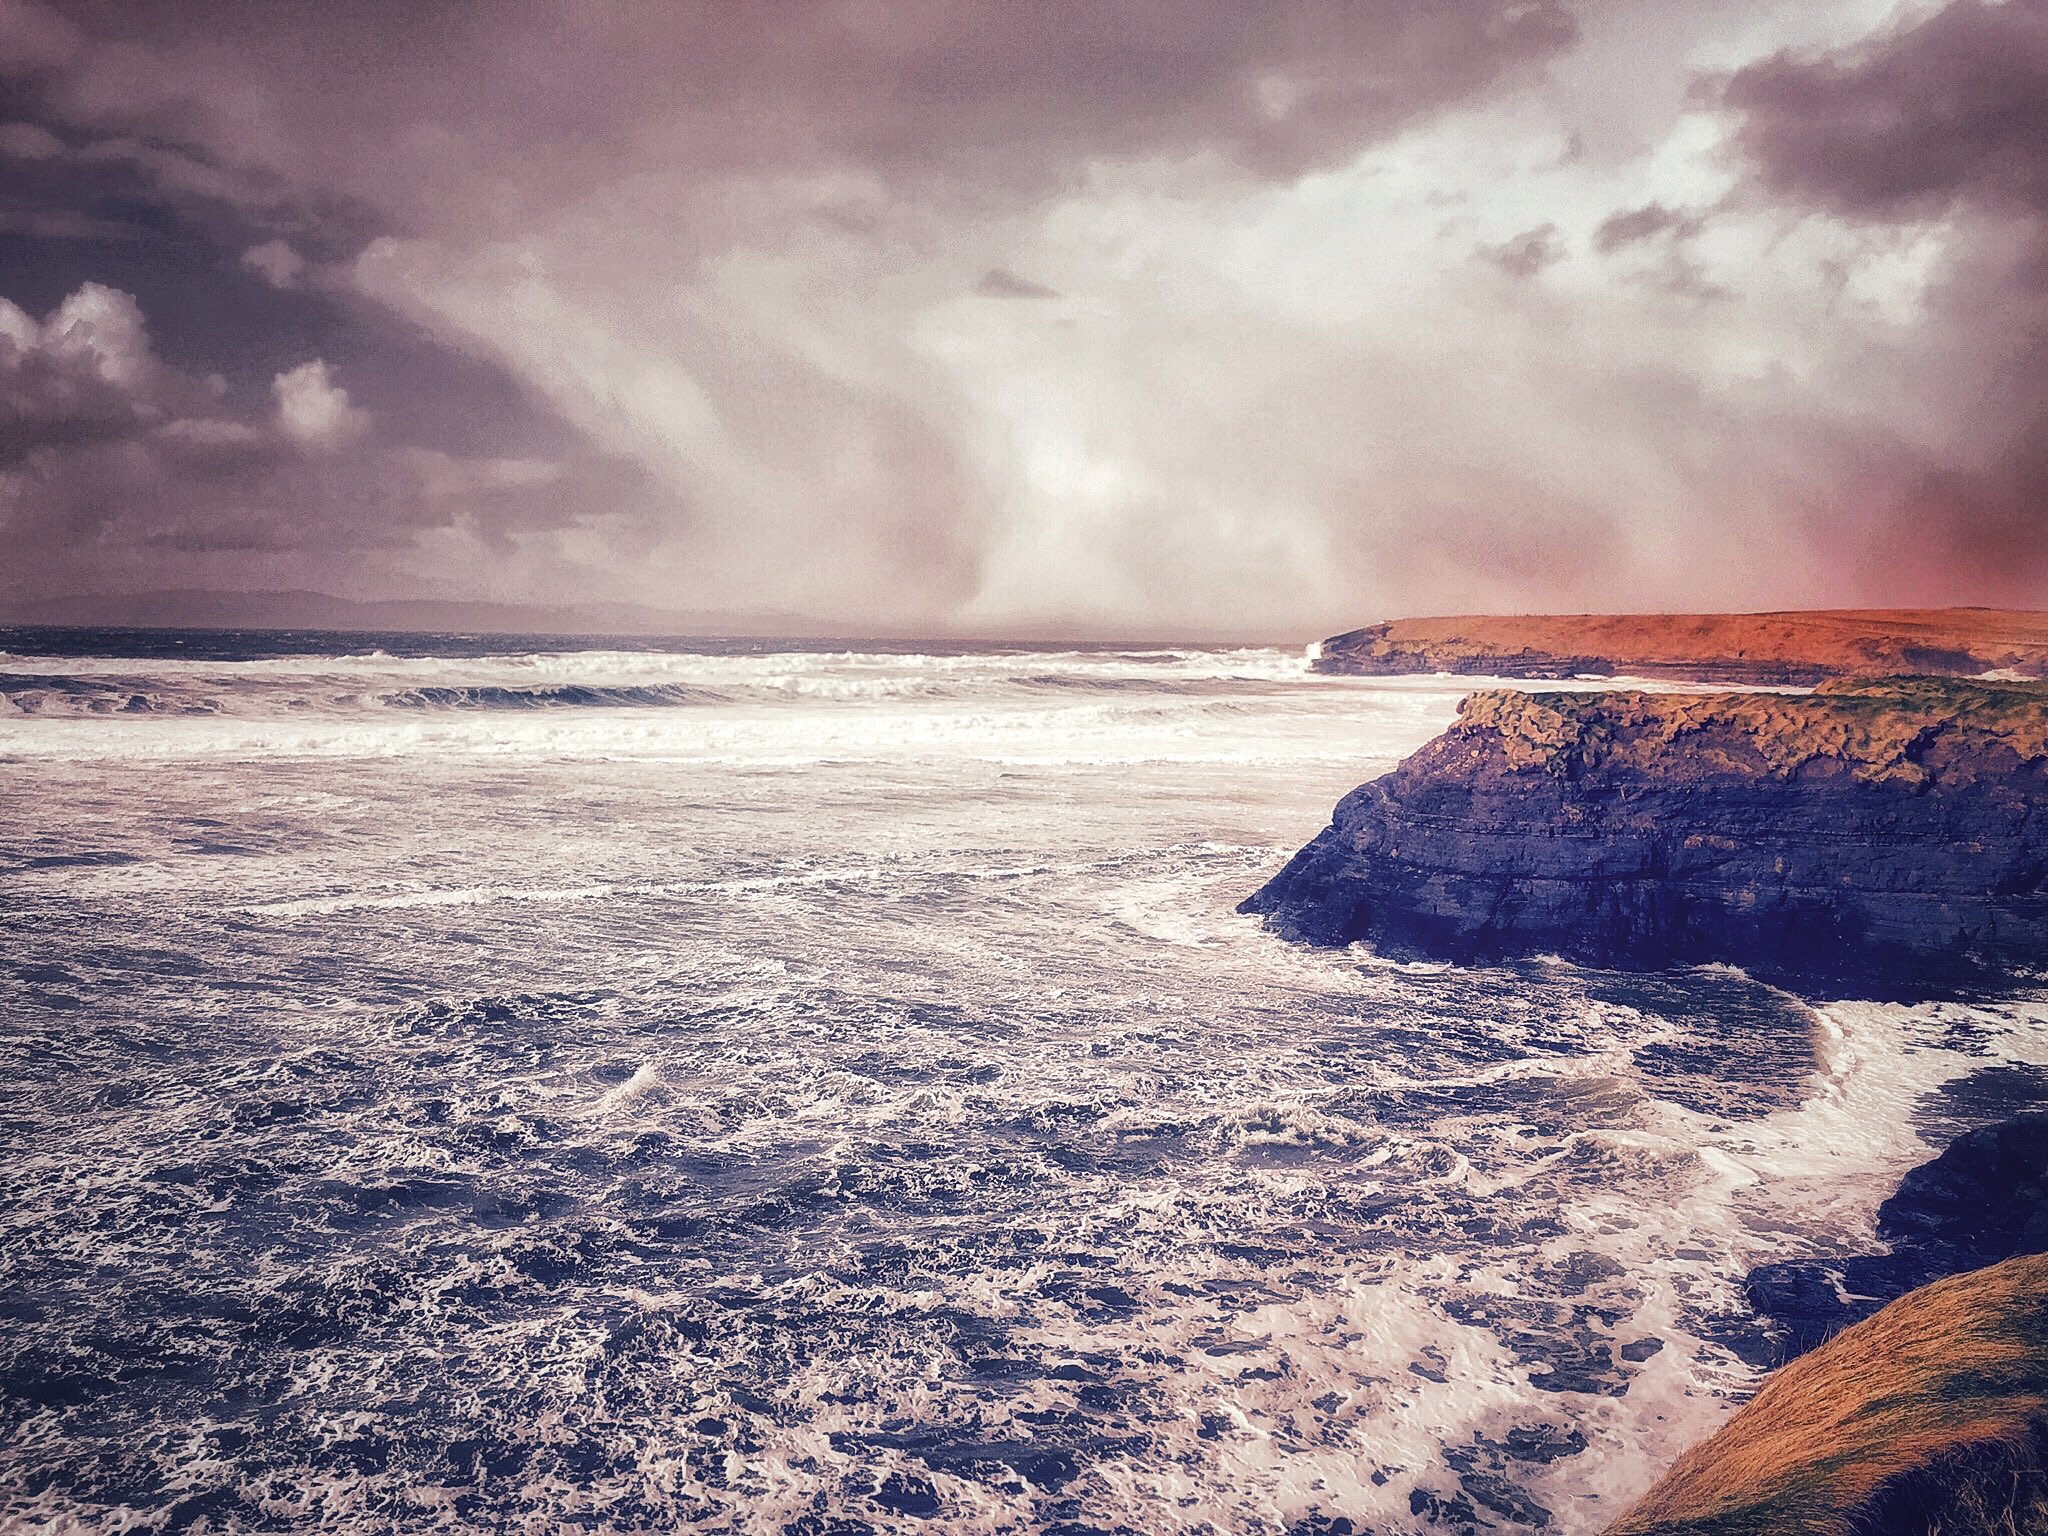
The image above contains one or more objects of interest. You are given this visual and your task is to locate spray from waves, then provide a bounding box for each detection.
[0,645,1333,721]
[1,640,1774,749]
[0,673,736,718]
[6,629,2048,1535]
[0,642,1484,770]
[0,643,1323,687]
[372,682,726,711]
[0,640,1756,725]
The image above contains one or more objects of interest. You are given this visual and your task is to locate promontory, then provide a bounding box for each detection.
[1313,607,2048,685]
[1243,677,2048,993]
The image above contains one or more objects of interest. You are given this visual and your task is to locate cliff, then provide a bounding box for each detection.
[1241,678,2048,993]
[1608,1253,2048,1536]
[1313,608,2048,684]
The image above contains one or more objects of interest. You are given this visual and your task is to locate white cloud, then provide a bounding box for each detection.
[242,239,305,289]
[36,281,157,389]
[272,359,370,451]
[0,281,602,609]
[0,281,215,456]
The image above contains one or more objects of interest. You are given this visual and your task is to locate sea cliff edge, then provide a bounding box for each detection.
[1243,677,2048,994]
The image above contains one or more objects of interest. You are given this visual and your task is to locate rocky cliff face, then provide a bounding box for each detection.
[1313,607,2048,683]
[1242,678,2048,993]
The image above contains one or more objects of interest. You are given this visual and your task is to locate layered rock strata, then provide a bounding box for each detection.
[1242,678,2048,993]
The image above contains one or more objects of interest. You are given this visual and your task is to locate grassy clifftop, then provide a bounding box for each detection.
[1447,677,2048,787]
[1610,1254,2048,1536]
[1316,608,2048,682]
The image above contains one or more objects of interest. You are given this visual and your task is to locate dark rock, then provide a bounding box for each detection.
[1746,1115,2048,1357]
[1242,679,2048,996]
[1879,1112,2048,1264]
[1742,1254,1935,1358]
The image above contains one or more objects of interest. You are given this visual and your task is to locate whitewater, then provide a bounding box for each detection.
[3,631,2044,1535]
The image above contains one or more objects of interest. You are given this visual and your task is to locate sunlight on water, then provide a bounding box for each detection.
[4,635,2045,1534]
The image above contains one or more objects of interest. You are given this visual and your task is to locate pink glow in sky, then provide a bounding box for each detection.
[1,0,2045,632]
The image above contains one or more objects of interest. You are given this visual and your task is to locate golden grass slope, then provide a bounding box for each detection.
[1609,1254,2048,1536]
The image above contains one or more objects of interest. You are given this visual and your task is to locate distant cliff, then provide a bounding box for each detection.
[1312,608,2048,683]
[1242,678,2048,993]
[1609,1253,2048,1536]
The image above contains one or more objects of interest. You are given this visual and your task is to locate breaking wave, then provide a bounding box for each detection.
[6,628,2043,1534]
[0,644,1336,724]
[0,672,732,717]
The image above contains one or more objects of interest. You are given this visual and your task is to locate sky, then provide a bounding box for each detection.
[1,0,2045,635]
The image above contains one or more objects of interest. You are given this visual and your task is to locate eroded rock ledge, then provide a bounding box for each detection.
[1313,607,2048,684]
[1242,678,2048,993]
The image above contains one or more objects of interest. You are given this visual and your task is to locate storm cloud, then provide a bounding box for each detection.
[1,0,2044,630]
[1728,0,2048,222]
[1723,0,2048,591]
[0,278,609,600]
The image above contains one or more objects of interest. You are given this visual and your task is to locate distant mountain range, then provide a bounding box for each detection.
[0,589,855,638]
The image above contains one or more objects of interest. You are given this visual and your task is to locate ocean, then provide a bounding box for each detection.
[4,630,2044,1535]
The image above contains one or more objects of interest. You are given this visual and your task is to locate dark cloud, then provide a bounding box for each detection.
[1724,0,2048,591]
[1477,223,1565,278]
[8,0,1583,221]
[0,23,618,597]
[1726,0,2048,223]
[0,279,649,602]
[1592,201,1701,253]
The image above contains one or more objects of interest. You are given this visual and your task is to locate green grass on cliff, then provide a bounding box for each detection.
[1608,1254,2048,1536]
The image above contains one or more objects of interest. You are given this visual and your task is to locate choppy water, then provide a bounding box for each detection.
[3,631,2044,1536]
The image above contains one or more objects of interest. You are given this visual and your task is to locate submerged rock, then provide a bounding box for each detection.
[1242,677,2048,995]
[1610,1253,2048,1536]
[1313,607,2048,683]
[1747,1113,2048,1355]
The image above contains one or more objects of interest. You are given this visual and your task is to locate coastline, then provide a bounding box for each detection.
[6,625,2046,1533]
[1243,676,2048,995]
[1311,609,2048,685]
[1241,616,2048,1531]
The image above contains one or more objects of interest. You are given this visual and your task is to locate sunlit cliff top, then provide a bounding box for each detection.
[1320,608,2048,681]
[1443,677,2048,786]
